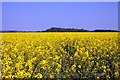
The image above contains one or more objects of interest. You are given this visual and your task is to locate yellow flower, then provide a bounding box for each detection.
[50,74,54,78]
[102,66,106,69]
[72,64,76,72]
[83,51,89,58]
[35,73,43,78]
[74,52,79,58]
[97,76,100,79]
[40,60,47,65]
[78,65,81,68]
[114,71,119,78]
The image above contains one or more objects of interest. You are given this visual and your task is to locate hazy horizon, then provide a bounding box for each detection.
[2,2,118,31]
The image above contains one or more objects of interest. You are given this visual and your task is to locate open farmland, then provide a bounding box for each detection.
[1,32,120,79]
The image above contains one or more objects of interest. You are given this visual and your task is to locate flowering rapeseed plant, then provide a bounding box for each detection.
[1,32,120,79]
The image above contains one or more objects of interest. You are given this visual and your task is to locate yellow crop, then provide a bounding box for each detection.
[1,32,120,79]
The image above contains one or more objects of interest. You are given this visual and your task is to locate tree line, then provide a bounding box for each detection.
[1,27,119,32]
[42,27,119,32]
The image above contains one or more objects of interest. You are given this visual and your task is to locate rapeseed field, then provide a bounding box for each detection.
[1,32,120,79]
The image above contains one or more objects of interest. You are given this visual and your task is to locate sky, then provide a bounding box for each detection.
[1,0,120,2]
[2,2,118,31]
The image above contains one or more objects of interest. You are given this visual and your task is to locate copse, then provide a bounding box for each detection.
[0,27,119,32]
[45,27,88,32]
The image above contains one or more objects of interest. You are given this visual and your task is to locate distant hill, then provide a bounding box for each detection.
[42,27,88,32]
[0,27,119,32]
[42,27,119,32]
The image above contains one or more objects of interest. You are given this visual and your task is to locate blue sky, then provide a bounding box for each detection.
[2,0,120,2]
[2,2,118,31]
